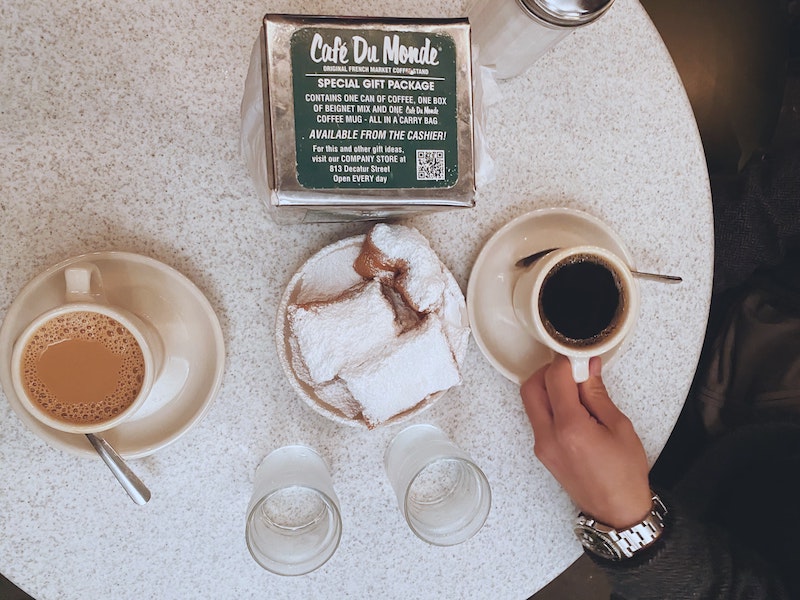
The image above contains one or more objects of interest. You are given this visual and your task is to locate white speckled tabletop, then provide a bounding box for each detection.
[0,0,712,598]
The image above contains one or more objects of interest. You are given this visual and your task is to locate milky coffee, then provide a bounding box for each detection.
[20,311,145,426]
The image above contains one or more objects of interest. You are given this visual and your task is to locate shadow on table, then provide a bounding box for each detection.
[528,554,611,600]
[0,574,33,600]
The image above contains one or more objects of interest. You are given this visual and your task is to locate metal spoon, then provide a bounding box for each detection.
[86,433,151,505]
[515,248,683,283]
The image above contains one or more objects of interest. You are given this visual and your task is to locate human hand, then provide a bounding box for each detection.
[520,355,652,529]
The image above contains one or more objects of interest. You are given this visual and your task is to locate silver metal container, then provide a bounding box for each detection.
[470,0,615,79]
[245,15,475,224]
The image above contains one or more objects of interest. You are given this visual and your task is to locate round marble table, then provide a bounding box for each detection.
[0,0,712,598]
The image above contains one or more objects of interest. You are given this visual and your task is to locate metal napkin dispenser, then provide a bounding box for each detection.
[252,15,475,223]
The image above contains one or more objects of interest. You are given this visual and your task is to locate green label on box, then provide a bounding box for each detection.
[291,27,459,189]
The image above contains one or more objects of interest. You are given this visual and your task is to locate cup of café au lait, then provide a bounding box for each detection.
[512,246,639,382]
[11,262,164,434]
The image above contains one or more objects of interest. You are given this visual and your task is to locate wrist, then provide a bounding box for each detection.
[594,493,654,530]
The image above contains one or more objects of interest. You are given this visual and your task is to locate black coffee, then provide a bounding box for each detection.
[539,255,623,347]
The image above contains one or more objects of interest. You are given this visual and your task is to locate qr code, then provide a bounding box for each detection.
[416,149,445,181]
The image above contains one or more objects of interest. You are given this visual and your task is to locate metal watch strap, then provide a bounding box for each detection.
[607,495,667,558]
[577,494,668,560]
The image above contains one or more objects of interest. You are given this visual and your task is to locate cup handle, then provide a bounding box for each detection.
[65,262,106,303]
[568,356,590,383]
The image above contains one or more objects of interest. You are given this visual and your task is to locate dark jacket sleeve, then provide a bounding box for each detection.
[711,142,800,293]
[592,494,793,600]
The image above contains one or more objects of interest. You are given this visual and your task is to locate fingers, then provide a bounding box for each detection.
[543,355,585,423]
[520,364,554,438]
[520,356,652,529]
[523,355,624,426]
[522,355,628,435]
[577,357,628,428]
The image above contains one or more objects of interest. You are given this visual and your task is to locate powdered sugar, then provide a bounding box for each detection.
[280,225,470,428]
[288,280,399,383]
[340,317,461,428]
[295,242,364,304]
[358,223,446,313]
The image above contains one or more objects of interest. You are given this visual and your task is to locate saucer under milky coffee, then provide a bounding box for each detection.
[0,251,225,458]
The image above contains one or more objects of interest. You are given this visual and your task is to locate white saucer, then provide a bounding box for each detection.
[276,235,470,428]
[0,252,225,458]
[466,208,637,384]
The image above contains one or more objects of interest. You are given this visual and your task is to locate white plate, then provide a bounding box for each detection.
[466,208,636,384]
[276,235,470,428]
[0,252,225,458]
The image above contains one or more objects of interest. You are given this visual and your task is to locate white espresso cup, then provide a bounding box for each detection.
[512,246,639,382]
[11,262,164,434]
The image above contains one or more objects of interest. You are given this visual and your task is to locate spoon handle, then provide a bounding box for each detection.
[516,249,682,283]
[630,270,683,283]
[86,433,151,505]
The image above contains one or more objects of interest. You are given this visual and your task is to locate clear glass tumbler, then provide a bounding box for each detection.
[384,424,491,546]
[245,446,342,576]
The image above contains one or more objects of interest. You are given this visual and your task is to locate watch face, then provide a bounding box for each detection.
[574,524,622,561]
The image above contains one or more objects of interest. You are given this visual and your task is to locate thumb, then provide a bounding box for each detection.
[577,358,626,427]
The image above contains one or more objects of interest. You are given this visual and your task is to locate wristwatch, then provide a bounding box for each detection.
[574,493,668,561]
